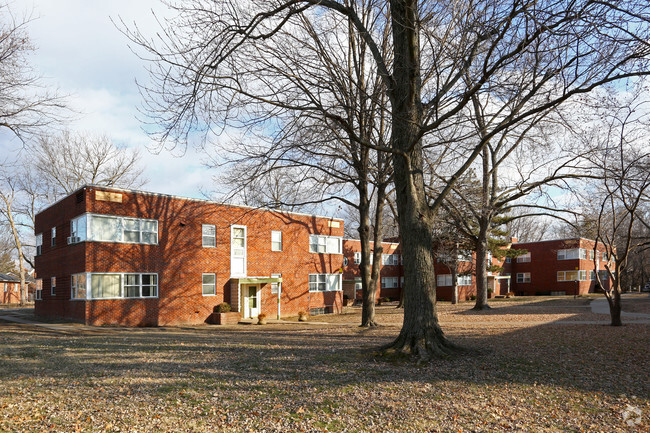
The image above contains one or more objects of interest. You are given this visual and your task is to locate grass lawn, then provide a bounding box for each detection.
[0,296,648,432]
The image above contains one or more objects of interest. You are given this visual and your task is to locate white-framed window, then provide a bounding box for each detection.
[271,273,282,294]
[70,215,86,240]
[588,250,594,260]
[309,235,342,254]
[557,270,587,282]
[458,275,472,286]
[516,252,531,263]
[354,278,362,292]
[3,283,6,292]
[382,254,400,266]
[308,273,341,292]
[51,227,56,247]
[598,270,609,281]
[590,270,596,281]
[36,233,42,256]
[35,279,42,301]
[602,252,609,261]
[381,277,399,289]
[516,273,531,283]
[81,214,158,245]
[505,257,512,263]
[202,273,216,296]
[202,224,216,247]
[50,277,56,296]
[458,250,473,262]
[271,231,282,251]
[557,248,587,260]
[231,225,247,277]
[354,252,374,265]
[71,273,87,300]
[89,273,158,299]
[437,274,453,287]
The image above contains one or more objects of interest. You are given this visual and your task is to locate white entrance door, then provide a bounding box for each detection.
[243,285,260,319]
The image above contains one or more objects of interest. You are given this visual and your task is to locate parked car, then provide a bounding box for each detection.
[642,283,650,292]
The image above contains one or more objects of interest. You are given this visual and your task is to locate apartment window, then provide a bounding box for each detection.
[505,257,511,263]
[598,270,609,281]
[271,231,282,251]
[71,274,87,299]
[3,283,6,292]
[516,273,531,283]
[50,277,56,296]
[458,250,472,262]
[202,274,216,296]
[271,273,282,294]
[557,248,587,260]
[382,254,400,266]
[231,226,247,277]
[354,252,374,265]
[588,250,595,260]
[436,274,453,287]
[516,253,531,263]
[51,227,56,247]
[602,252,609,261]
[354,278,362,292]
[309,235,342,254]
[202,224,216,247]
[590,270,596,281]
[89,273,157,299]
[557,270,587,282]
[309,274,341,292]
[82,214,158,244]
[381,277,399,289]
[35,279,42,301]
[36,234,42,256]
[458,275,472,286]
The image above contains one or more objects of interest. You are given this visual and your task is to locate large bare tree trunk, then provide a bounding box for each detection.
[473,223,491,310]
[358,187,379,327]
[383,0,456,359]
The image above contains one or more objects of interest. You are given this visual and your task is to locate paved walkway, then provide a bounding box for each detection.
[589,294,650,322]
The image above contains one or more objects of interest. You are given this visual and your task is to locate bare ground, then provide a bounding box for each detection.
[0,295,648,432]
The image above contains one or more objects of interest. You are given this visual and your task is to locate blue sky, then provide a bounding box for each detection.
[5,0,212,199]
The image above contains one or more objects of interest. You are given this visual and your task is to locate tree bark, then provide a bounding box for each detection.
[473,147,491,310]
[382,0,457,359]
[358,185,379,327]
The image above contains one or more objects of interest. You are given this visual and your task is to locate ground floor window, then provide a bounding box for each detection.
[202,274,216,296]
[457,275,472,286]
[381,277,399,289]
[71,274,87,299]
[85,273,158,299]
[271,273,281,294]
[557,270,587,282]
[516,273,531,283]
[309,274,341,292]
[437,274,452,287]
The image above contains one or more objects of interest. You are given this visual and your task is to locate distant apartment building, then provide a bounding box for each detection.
[34,186,345,326]
[341,239,402,301]
[1,273,21,304]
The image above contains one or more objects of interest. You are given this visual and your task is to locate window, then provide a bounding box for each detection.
[71,274,87,299]
[202,224,216,247]
[588,250,594,260]
[309,274,341,292]
[35,279,42,301]
[516,273,531,283]
[51,227,56,247]
[381,277,399,289]
[70,215,87,242]
[602,252,609,261]
[590,270,596,281]
[231,226,247,277]
[83,214,157,244]
[458,275,472,286]
[3,283,6,292]
[271,273,282,294]
[50,277,56,296]
[354,278,362,292]
[505,257,511,263]
[382,254,400,266]
[309,235,342,254]
[516,253,531,263]
[437,274,453,287]
[88,273,157,299]
[557,270,587,282]
[202,274,216,296]
[598,270,609,281]
[354,252,374,265]
[271,231,282,251]
[557,248,587,260]
[36,234,42,256]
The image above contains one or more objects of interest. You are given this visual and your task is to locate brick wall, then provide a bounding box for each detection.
[35,186,344,326]
[342,240,403,300]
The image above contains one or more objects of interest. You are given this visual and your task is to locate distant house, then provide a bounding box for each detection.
[0,273,21,304]
[341,240,402,301]
[34,185,345,326]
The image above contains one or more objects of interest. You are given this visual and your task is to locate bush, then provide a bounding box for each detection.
[215,302,231,313]
[506,291,515,298]
[470,295,476,301]
[298,310,308,321]
[257,313,267,325]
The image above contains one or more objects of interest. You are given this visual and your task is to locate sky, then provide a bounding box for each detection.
[4,0,213,199]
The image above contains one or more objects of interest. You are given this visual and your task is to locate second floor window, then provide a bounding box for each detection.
[309,235,342,254]
[203,224,216,247]
[271,231,282,251]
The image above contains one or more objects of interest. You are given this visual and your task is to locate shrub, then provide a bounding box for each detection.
[297,310,308,321]
[470,295,476,301]
[215,302,231,313]
[257,313,267,325]
[506,291,515,298]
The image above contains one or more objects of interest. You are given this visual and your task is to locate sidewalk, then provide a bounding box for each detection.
[589,294,650,323]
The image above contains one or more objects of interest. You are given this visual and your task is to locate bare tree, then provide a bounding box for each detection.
[33,130,147,199]
[579,98,650,326]
[0,3,66,140]
[0,230,17,274]
[126,0,650,359]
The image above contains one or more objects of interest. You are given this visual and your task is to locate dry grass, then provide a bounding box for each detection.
[0,296,648,432]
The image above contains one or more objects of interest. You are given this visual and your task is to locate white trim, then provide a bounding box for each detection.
[202,273,217,296]
[83,272,159,300]
[230,225,247,277]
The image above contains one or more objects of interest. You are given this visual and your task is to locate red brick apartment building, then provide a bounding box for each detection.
[1,273,21,304]
[506,238,611,296]
[34,186,345,326]
[341,240,403,301]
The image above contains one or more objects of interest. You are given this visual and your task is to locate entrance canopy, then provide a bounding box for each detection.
[237,276,282,285]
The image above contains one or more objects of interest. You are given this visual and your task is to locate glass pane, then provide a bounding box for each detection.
[233,238,244,248]
[125,274,140,286]
[142,220,157,232]
[142,232,157,244]
[92,274,121,298]
[202,274,215,285]
[326,237,339,253]
[233,228,244,238]
[124,231,140,243]
[91,216,121,242]
[123,219,140,231]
